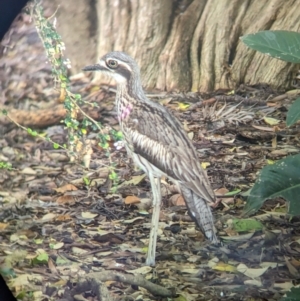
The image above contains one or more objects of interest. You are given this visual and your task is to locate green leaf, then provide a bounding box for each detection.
[225,189,241,196]
[53,143,60,149]
[286,98,300,127]
[27,128,37,136]
[83,176,90,185]
[34,238,43,245]
[74,94,81,100]
[280,286,300,301]
[241,30,300,63]
[109,171,117,180]
[244,154,300,216]
[232,218,263,232]
[100,142,109,149]
[32,252,49,265]
[0,162,12,170]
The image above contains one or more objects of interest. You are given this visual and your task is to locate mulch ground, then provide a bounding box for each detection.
[0,12,300,301]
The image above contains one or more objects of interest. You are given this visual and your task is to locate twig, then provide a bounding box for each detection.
[73,270,175,298]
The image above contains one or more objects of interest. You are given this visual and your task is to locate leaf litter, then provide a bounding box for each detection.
[0,12,300,301]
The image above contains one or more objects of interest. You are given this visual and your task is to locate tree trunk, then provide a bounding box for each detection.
[47,0,300,92]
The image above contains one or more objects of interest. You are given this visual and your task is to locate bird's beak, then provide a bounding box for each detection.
[82,61,108,72]
[82,63,102,72]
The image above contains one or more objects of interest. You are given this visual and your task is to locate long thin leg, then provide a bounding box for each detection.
[145,175,161,266]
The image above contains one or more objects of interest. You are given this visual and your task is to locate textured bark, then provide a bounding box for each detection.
[94,0,173,88]
[231,0,300,89]
[46,0,300,92]
[45,0,97,73]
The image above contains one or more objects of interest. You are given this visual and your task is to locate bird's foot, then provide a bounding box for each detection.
[145,256,155,267]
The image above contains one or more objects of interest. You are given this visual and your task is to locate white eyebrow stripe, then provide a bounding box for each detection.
[98,60,106,67]
[107,59,132,73]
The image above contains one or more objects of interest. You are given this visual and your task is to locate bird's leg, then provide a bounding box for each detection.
[145,176,161,266]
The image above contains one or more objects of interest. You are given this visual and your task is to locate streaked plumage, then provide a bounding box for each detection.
[83,52,218,266]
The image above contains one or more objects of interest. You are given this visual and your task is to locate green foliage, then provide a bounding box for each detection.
[109,170,118,180]
[232,218,264,232]
[225,189,241,196]
[30,1,120,188]
[286,98,300,127]
[32,252,49,265]
[1,1,129,192]
[280,286,300,301]
[244,154,300,216]
[241,30,300,127]
[0,162,12,170]
[83,176,90,186]
[27,128,38,136]
[241,30,300,216]
[241,30,300,63]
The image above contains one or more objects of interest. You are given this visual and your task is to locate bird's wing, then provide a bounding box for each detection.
[122,100,215,204]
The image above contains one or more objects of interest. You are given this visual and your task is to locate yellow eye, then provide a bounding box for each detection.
[107,59,118,68]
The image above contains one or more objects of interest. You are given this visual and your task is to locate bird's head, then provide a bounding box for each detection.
[82,51,140,86]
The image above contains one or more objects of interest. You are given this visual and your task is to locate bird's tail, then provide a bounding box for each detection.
[180,186,218,243]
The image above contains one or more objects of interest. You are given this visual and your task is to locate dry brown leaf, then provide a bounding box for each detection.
[187,131,194,140]
[244,279,262,287]
[291,257,300,267]
[82,212,98,219]
[270,149,288,156]
[0,222,8,231]
[124,195,140,204]
[55,184,78,193]
[117,174,147,188]
[272,136,277,148]
[52,242,64,250]
[135,198,152,210]
[41,213,56,221]
[169,194,185,206]
[104,280,117,286]
[285,256,300,277]
[56,195,76,205]
[213,262,237,273]
[251,125,274,132]
[215,187,229,199]
[263,116,280,125]
[20,167,37,175]
[56,214,72,221]
[128,266,152,275]
[237,263,268,278]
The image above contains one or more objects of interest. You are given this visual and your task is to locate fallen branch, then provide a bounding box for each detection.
[0,103,102,128]
[72,270,175,299]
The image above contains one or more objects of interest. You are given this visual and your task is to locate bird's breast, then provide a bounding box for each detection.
[118,102,133,122]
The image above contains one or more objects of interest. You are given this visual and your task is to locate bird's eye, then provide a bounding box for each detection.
[107,59,118,69]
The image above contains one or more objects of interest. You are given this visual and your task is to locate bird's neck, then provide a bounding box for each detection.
[128,75,146,99]
[115,83,134,122]
[116,78,146,102]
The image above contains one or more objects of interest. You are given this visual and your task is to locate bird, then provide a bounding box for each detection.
[83,51,218,266]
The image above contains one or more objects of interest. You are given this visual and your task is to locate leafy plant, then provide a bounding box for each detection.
[241,30,300,215]
[244,154,300,216]
[280,286,300,301]
[2,1,122,189]
[241,30,300,127]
